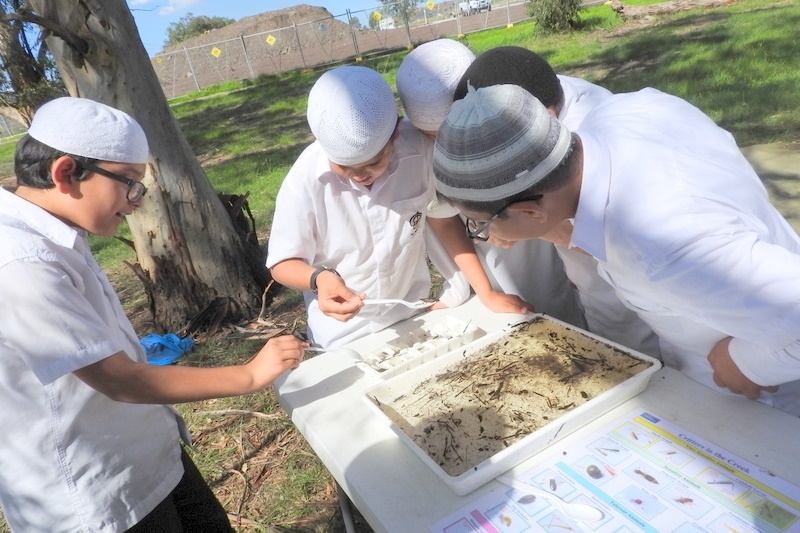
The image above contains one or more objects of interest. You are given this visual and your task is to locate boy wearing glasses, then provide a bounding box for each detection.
[0,97,308,532]
[433,83,800,415]
[267,65,532,350]
[450,46,660,358]
[396,40,588,332]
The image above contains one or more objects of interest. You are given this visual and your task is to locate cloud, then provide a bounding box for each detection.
[128,0,153,6]
[158,0,203,16]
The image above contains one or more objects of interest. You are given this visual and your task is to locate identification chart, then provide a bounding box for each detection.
[431,409,800,533]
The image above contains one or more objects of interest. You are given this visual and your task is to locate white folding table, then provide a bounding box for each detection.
[274,297,800,533]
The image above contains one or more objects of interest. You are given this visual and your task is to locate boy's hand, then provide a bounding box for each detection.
[316,271,365,321]
[707,337,779,399]
[246,335,306,388]
[478,290,535,314]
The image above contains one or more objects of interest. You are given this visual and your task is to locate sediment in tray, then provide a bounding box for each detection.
[374,317,654,477]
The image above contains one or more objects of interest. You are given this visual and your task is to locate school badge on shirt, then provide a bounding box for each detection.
[409,211,422,237]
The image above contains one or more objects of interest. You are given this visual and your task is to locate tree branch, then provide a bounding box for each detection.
[0,11,88,56]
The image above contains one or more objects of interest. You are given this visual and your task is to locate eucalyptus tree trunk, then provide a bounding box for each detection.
[26,0,266,332]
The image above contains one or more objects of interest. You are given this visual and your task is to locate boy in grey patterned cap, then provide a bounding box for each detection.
[433,82,800,416]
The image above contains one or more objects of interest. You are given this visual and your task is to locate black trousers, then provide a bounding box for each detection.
[126,447,234,532]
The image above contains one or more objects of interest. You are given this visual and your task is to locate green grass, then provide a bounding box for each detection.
[0,139,17,178]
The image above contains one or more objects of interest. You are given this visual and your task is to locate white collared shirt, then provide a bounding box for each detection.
[554,76,660,356]
[572,88,800,414]
[0,187,185,531]
[268,121,462,348]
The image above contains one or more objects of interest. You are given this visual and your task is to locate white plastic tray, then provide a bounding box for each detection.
[353,315,487,381]
[363,315,662,495]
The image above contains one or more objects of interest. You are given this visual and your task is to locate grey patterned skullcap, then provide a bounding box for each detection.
[433,84,571,202]
[307,65,398,166]
[396,39,475,132]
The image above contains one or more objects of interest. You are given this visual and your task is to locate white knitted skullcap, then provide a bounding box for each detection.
[433,84,571,202]
[28,97,149,164]
[396,39,475,132]
[306,66,398,166]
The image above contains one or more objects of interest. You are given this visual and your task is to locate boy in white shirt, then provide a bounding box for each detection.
[0,97,307,532]
[267,65,531,349]
[432,83,800,415]
[452,46,660,357]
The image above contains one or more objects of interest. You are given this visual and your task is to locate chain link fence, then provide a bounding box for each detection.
[0,114,26,144]
[152,0,531,99]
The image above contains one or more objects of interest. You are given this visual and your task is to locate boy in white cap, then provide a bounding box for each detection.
[267,65,531,349]
[396,40,587,329]
[452,46,660,357]
[0,96,307,532]
[433,83,800,415]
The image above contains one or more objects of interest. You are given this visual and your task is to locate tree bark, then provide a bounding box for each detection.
[26,0,266,332]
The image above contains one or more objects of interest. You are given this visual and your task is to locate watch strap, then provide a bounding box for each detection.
[310,266,340,294]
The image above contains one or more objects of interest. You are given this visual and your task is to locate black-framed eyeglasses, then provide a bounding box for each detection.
[79,162,147,203]
[465,208,507,241]
[464,195,543,241]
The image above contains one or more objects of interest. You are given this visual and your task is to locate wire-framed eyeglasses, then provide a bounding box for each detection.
[465,209,506,241]
[464,196,543,241]
[79,162,147,203]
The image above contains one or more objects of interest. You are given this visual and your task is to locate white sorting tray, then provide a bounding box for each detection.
[363,315,662,495]
[352,315,488,381]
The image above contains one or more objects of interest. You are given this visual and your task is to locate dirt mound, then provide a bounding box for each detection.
[158,4,337,55]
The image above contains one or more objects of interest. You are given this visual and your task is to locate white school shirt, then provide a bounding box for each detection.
[267,121,465,349]
[0,187,185,532]
[554,76,661,356]
[572,88,800,415]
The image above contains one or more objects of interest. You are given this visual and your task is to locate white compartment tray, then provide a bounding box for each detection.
[363,315,662,495]
[352,315,487,381]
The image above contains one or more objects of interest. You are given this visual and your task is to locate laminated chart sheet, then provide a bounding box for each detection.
[431,409,800,533]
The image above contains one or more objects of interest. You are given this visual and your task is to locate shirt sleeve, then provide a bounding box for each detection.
[266,168,319,269]
[424,228,471,308]
[729,337,800,386]
[646,215,800,386]
[426,196,461,219]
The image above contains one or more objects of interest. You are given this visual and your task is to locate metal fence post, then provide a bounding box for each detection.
[184,46,200,91]
[346,9,362,58]
[240,35,256,79]
[293,22,307,69]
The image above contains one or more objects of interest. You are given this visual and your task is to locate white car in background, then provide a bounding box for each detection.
[458,0,491,16]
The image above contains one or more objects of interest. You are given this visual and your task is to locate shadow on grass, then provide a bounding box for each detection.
[541,3,800,145]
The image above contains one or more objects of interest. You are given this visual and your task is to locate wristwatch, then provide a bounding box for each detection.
[310,266,340,294]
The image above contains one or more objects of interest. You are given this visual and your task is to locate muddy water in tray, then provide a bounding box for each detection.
[374,317,656,477]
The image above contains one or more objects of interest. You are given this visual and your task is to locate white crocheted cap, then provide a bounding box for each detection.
[306,66,398,166]
[396,39,475,132]
[434,84,571,202]
[28,97,149,164]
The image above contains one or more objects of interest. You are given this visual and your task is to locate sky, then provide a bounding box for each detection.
[128,0,383,57]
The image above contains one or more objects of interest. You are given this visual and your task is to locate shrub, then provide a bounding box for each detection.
[527,0,583,32]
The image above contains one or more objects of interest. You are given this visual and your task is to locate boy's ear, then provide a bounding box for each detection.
[50,156,81,195]
[508,198,547,222]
